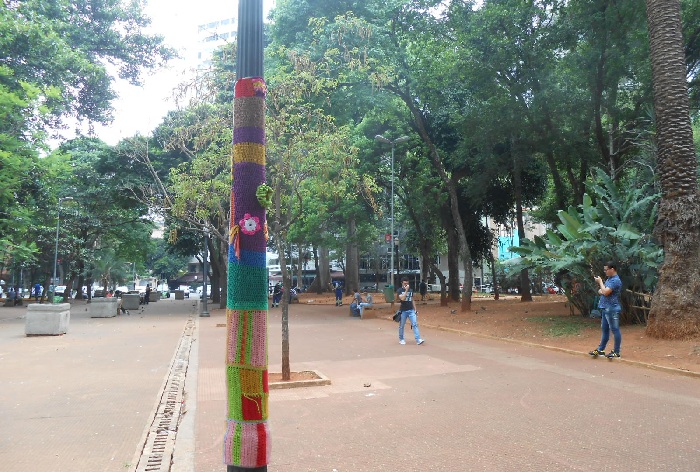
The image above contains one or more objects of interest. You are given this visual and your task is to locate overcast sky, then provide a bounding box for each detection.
[93,0,276,145]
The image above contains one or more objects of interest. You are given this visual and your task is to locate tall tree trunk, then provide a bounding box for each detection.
[296,243,303,289]
[397,87,472,311]
[446,220,461,302]
[645,0,700,339]
[319,246,331,288]
[345,217,360,293]
[512,138,532,302]
[208,235,221,305]
[278,243,291,380]
[218,237,227,309]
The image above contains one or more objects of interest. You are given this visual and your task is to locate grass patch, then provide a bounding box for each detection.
[528,316,590,337]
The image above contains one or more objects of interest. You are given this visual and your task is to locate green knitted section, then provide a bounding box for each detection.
[228,263,268,310]
[226,365,269,421]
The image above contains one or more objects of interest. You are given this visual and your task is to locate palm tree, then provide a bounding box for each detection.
[645,0,700,338]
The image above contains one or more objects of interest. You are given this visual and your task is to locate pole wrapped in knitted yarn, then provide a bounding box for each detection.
[224,76,271,468]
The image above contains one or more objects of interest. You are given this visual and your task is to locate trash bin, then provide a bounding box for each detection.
[383,285,395,303]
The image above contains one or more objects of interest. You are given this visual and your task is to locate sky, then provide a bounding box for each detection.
[92,0,276,145]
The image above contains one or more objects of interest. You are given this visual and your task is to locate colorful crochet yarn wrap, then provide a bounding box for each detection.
[224,76,271,468]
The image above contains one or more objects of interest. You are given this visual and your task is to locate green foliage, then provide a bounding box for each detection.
[0,0,175,125]
[512,168,662,317]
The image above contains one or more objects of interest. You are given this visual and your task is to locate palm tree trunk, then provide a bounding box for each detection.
[645,0,700,339]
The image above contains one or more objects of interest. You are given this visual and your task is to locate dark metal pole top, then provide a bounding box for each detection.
[236,0,264,79]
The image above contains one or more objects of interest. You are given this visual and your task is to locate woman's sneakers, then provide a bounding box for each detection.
[606,351,621,359]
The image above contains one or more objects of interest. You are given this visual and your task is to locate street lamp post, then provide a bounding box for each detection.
[375,135,409,306]
[53,197,73,302]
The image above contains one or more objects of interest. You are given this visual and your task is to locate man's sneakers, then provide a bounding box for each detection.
[417,339,425,345]
[399,339,406,345]
[589,349,620,358]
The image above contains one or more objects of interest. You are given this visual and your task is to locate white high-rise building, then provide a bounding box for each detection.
[195,15,238,69]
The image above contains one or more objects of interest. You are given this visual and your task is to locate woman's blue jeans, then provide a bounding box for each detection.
[399,309,421,342]
[598,306,622,353]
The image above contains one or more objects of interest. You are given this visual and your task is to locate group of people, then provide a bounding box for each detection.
[349,290,374,318]
[3,285,24,305]
[264,263,623,354]
[271,282,299,307]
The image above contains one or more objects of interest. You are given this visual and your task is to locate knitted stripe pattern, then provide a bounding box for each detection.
[224,76,270,468]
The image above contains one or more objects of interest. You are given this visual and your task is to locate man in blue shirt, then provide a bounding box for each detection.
[589,261,623,358]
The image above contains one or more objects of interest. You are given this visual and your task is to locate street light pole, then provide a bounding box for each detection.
[53,197,73,302]
[375,135,409,306]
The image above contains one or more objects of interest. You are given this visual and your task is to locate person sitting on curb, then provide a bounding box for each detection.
[359,291,374,318]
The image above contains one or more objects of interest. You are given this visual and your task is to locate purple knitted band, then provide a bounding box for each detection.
[234,127,266,146]
[233,162,266,253]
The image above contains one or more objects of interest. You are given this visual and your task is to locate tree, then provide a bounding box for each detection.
[0,0,174,127]
[644,0,700,338]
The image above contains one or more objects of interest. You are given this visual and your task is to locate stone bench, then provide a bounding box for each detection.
[89,297,118,318]
[26,303,70,336]
[121,293,141,310]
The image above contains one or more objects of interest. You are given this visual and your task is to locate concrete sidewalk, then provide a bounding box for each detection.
[0,297,198,472]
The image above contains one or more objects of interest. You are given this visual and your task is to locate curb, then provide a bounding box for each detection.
[269,370,331,390]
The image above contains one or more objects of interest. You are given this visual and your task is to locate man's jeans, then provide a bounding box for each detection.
[598,306,622,353]
[399,309,421,342]
[359,302,372,317]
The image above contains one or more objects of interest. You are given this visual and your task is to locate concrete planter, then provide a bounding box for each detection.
[148,291,159,302]
[121,294,141,310]
[89,298,118,318]
[173,290,184,300]
[26,303,70,336]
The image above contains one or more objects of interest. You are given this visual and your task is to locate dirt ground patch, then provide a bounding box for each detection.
[296,291,700,375]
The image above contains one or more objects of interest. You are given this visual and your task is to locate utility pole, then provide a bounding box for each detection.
[375,135,409,308]
[225,1,269,470]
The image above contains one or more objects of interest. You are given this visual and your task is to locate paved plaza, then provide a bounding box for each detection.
[1,298,699,471]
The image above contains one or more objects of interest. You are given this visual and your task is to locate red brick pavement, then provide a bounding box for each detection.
[194,302,700,471]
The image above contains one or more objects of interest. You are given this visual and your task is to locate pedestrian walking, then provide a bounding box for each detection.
[419,280,427,301]
[589,261,623,359]
[397,278,424,345]
[144,284,151,305]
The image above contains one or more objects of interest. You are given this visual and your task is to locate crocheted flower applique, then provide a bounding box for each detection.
[252,79,267,97]
[240,213,261,235]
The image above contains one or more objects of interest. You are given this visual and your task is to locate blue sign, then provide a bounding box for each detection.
[498,234,519,260]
